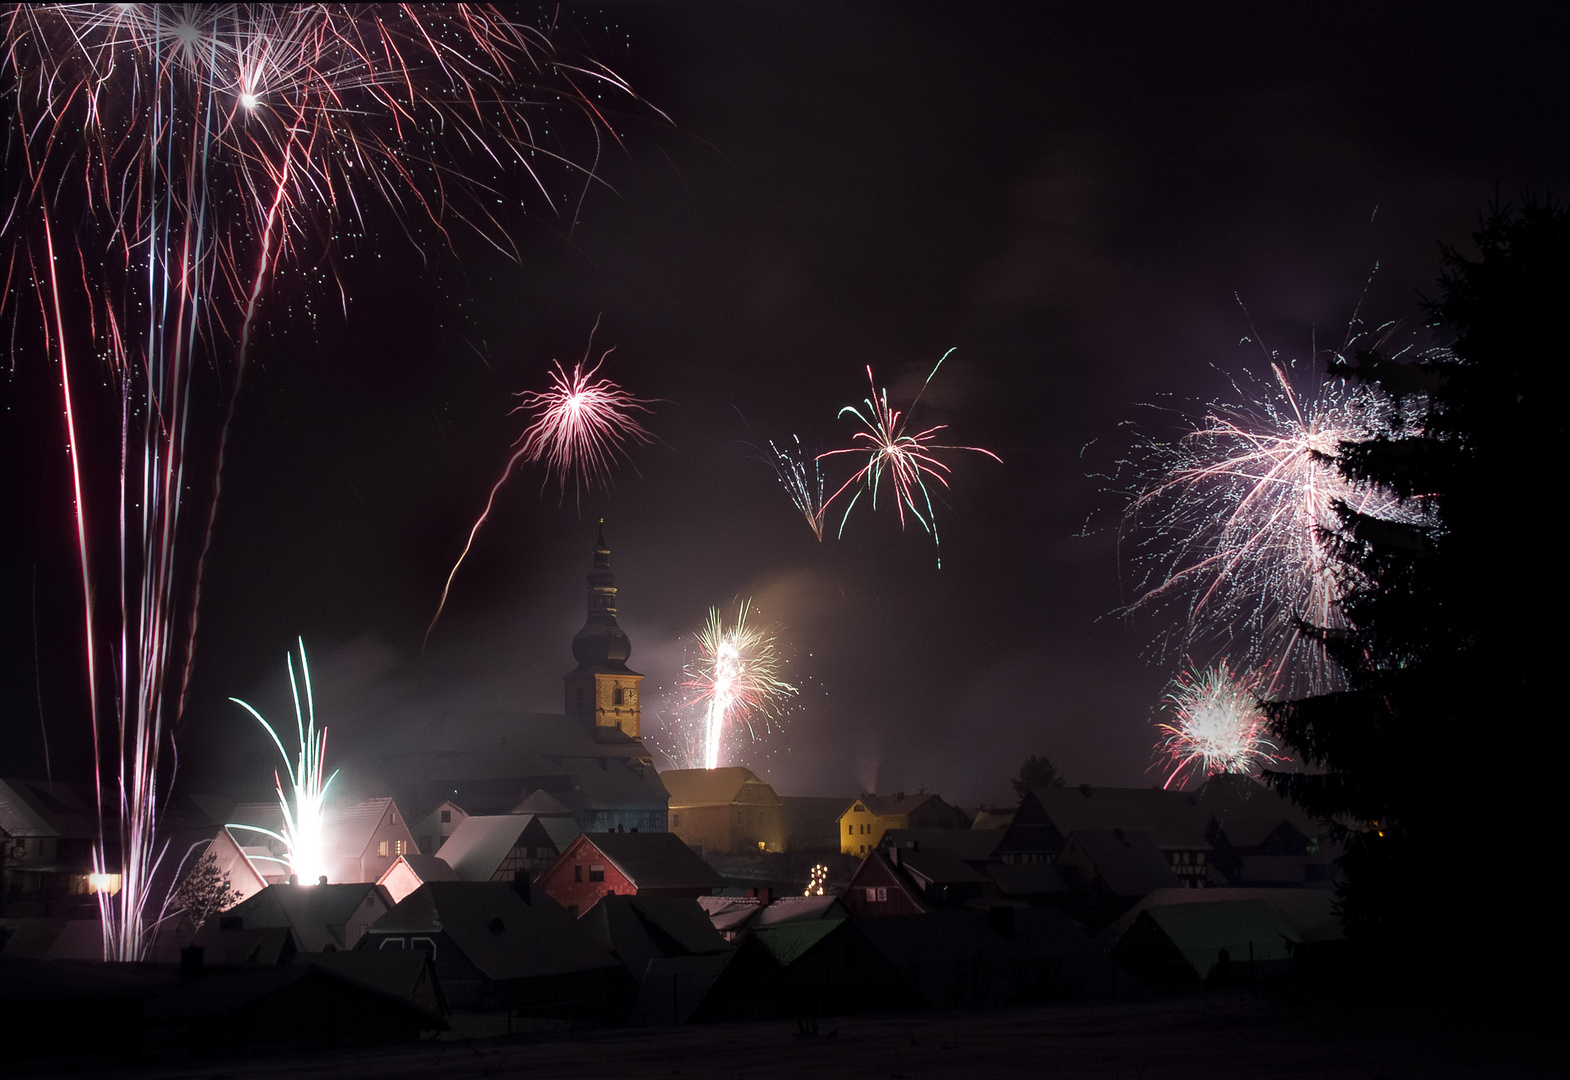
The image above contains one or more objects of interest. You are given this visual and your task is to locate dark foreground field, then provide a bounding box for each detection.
[54,984,1565,1080]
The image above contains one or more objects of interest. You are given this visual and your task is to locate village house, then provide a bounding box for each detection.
[435,813,580,883]
[842,845,990,916]
[357,880,630,1017]
[998,785,1219,887]
[838,792,969,856]
[410,800,467,855]
[539,831,724,916]
[212,881,394,952]
[0,778,108,916]
[376,853,461,906]
[662,766,785,855]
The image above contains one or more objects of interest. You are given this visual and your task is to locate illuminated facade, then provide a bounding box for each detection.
[563,523,644,741]
[838,792,969,856]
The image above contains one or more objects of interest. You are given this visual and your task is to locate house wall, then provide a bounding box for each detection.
[842,854,923,916]
[346,807,418,884]
[839,803,896,856]
[539,840,636,916]
[412,802,467,855]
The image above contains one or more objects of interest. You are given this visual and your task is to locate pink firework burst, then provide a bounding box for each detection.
[514,352,657,502]
[819,349,1001,568]
[425,327,654,643]
[1155,660,1283,790]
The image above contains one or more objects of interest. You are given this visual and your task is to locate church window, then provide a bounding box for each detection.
[613,687,624,706]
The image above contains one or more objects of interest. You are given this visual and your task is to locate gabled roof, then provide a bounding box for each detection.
[894,848,989,888]
[381,853,460,884]
[1062,828,1182,896]
[879,828,1005,864]
[1098,886,1341,948]
[577,832,725,892]
[326,798,400,861]
[749,920,843,966]
[1031,785,1216,851]
[365,881,620,981]
[436,815,533,881]
[225,882,390,952]
[1140,899,1301,975]
[846,793,956,819]
[580,894,728,976]
[0,779,101,840]
[754,895,847,927]
[1195,773,1324,849]
[660,767,778,808]
[985,861,1068,898]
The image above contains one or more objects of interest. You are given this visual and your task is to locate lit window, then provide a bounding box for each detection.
[395,840,406,855]
[378,841,388,857]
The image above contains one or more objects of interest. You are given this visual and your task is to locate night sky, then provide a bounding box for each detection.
[3,2,1567,807]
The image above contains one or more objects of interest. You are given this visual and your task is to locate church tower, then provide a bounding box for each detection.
[563,522,644,740]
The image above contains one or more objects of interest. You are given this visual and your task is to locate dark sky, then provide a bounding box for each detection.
[4,2,1568,807]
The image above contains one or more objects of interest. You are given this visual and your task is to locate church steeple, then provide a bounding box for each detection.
[564,521,643,739]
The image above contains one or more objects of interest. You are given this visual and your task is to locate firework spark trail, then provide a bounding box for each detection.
[764,435,826,541]
[1155,660,1282,789]
[227,639,339,884]
[819,349,1001,568]
[425,325,655,644]
[3,4,652,959]
[682,602,797,771]
[1119,360,1431,696]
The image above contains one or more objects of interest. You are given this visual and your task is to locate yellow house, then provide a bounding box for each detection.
[838,792,969,856]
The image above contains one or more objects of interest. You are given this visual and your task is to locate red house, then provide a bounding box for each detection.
[539,832,723,917]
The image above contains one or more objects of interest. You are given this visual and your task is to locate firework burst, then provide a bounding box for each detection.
[3,4,649,958]
[425,324,655,643]
[1119,360,1430,696]
[227,639,338,884]
[681,602,797,771]
[1155,660,1281,789]
[763,435,827,541]
[820,350,1001,568]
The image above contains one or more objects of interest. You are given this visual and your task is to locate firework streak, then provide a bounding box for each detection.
[227,639,338,883]
[424,325,655,644]
[764,435,827,541]
[2,4,647,958]
[1119,361,1430,697]
[1156,660,1282,789]
[682,602,796,771]
[820,350,1001,568]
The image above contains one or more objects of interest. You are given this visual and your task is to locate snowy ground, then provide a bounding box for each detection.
[61,985,1565,1079]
